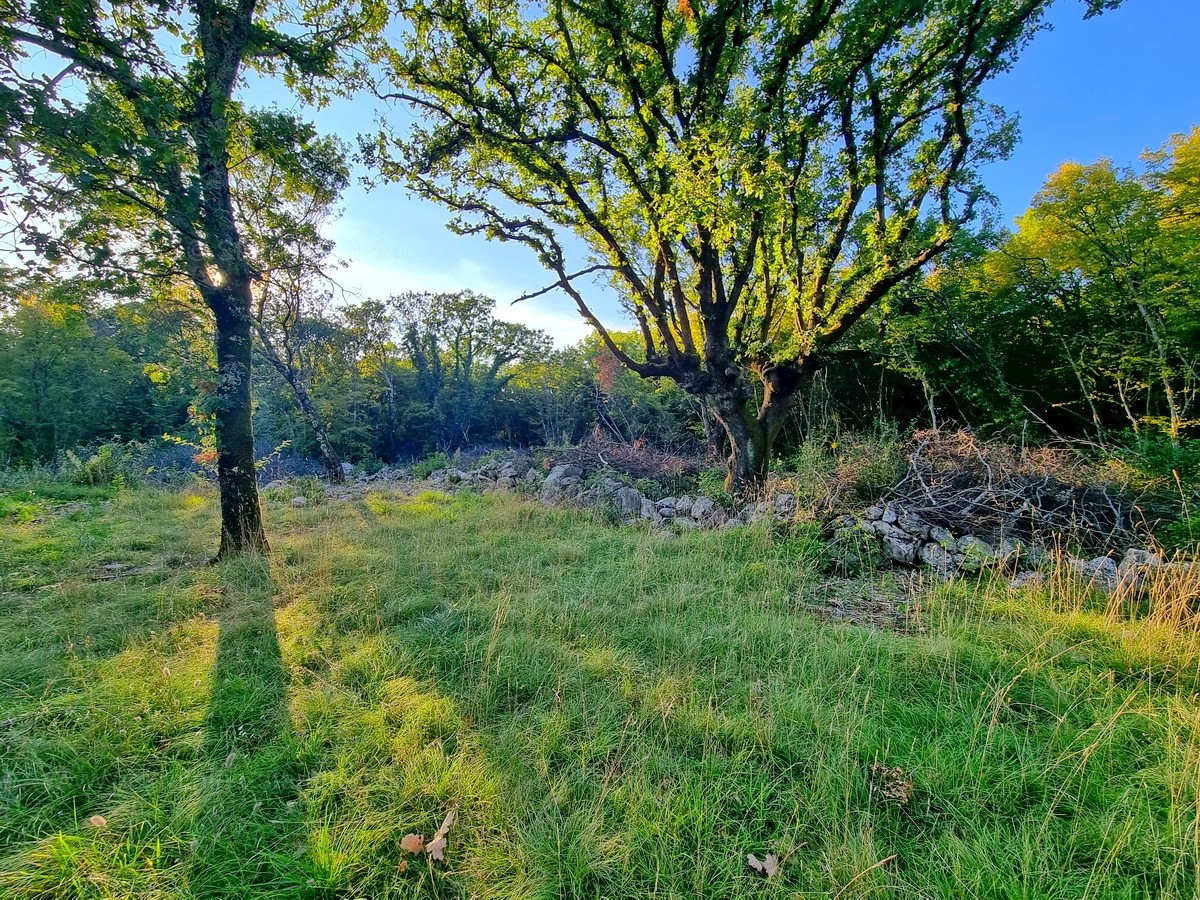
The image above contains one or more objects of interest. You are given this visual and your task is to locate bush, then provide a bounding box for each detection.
[1120,435,1200,484]
[60,441,148,488]
[696,469,733,508]
[1158,515,1199,554]
[412,451,452,479]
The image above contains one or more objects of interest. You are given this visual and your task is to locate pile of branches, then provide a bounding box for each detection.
[550,433,701,480]
[884,430,1141,554]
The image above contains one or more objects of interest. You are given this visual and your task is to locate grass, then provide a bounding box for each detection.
[1,482,1198,898]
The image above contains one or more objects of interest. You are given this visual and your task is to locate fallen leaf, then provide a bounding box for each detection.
[397,859,409,872]
[400,833,425,854]
[87,815,108,829]
[224,749,236,768]
[747,853,781,878]
[868,762,914,805]
[425,806,457,863]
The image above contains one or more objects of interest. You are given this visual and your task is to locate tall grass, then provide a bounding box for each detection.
[1,482,1197,897]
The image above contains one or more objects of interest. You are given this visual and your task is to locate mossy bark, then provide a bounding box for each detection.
[212,287,268,558]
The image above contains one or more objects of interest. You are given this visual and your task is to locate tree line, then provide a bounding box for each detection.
[5,128,1195,480]
[0,0,1163,555]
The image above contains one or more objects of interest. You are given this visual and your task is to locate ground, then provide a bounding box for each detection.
[1,481,1198,898]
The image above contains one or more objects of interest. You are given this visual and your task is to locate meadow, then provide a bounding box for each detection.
[1,480,1198,898]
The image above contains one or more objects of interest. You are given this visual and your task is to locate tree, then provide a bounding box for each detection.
[342,299,406,460]
[241,128,351,482]
[877,129,1200,443]
[368,0,1120,489]
[0,0,371,555]
[393,291,552,446]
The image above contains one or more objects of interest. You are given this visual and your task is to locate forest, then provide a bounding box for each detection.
[2,0,1199,897]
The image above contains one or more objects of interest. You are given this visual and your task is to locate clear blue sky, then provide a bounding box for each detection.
[315,0,1200,344]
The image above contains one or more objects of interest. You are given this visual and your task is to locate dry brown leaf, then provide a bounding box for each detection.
[747,853,781,877]
[86,814,108,829]
[869,763,914,805]
[400,833,425,854]
[425,807,457,863]
[398,859,409,872]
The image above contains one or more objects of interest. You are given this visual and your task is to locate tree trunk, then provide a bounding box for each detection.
[295,382,344,483]
[704,366,801,494]
[706,390,770,493]
[212,292,268,558]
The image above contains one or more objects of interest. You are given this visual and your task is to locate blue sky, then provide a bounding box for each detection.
[316,0,1200,344]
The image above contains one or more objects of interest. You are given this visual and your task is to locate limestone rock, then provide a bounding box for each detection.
[613,487,643,515]
[918,541,956,574]
[1072,556,1119,590]
[1010,571,1046,590]
[928,525,954,546]
[882,533,918,565]
[955,536,996,571]
[541,464,585,500]
[691,496,716,522]
[640,498,662,524]
[773,493,797,519]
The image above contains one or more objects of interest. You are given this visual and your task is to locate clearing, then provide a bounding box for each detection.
[1,482,1197,898]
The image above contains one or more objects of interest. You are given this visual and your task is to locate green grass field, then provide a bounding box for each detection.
[1,482,1198,898]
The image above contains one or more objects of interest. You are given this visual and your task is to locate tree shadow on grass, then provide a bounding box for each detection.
[187,556,307,898]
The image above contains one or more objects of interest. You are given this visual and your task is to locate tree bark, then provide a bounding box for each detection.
[212,289,268,558]
[704,365,802,493]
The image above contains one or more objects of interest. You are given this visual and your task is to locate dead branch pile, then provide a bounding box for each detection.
[884,430,1140,554]
[549,434,701,480]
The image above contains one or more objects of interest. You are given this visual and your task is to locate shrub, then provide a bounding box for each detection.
[61,441,148,488]
[1120,435,1200,484]
[412,451,452,479]
[696,469,733,508]
[1158,515,1199,554]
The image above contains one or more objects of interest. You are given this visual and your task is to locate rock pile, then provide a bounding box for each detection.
[829,502,1030,574]
[429,456,541,491]
[535,464,739,528]
[830,501,1178,595]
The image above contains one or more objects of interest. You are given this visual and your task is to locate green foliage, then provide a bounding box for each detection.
[61,442,148,488]
[1121,435,1200,484]
[1158,515,1199,554]
[879,129,1200,441]
[0,287,199,464]
[412,452,453,479]
[696,469,734,509]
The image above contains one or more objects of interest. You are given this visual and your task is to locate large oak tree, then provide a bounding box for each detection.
[0,0,373,555]
[369,0,1120,488]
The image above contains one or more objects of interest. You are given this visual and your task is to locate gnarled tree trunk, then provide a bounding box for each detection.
[702,364,803,493]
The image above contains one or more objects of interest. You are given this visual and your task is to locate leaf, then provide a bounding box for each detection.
[87,814,108,829]
[400,833,425,854]
[425,806,457,863]
[747,853,781,878]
